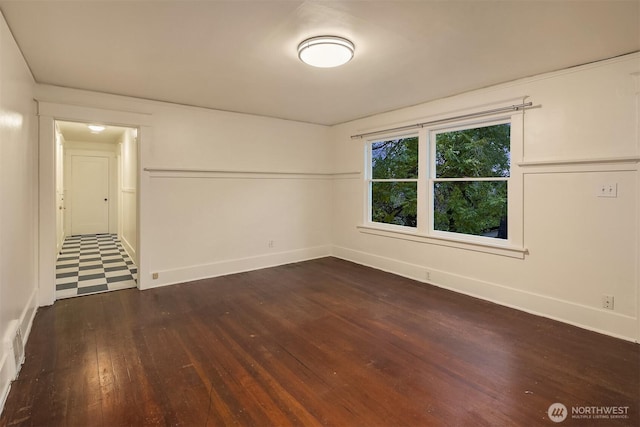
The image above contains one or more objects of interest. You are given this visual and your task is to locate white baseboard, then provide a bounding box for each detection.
[332,246,638,343]
[142,245,332,290]
[0,287,38,415]
[18,292,37,353]
[56,237,63,256]
[0,351,12,416]
[120,234,137,265]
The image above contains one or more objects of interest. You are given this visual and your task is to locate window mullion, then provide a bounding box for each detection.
[428,129,437,234]
[417,128,428,233]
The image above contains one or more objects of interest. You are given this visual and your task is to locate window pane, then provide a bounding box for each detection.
[372,182,417,227]
[434,181,507,239]
[435,123,510,178]
[372,137,418,179]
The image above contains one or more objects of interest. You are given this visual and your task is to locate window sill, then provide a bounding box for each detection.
[357,224,528,259]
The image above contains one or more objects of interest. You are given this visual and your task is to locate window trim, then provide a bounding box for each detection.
[356,223,527,259]
[365,132,420,228]
[361,112,526,257]
[428,117,511,241]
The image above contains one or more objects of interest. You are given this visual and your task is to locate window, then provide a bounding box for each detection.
[369,136,418,227]
[432,122,510,239]
[365,118,515,248]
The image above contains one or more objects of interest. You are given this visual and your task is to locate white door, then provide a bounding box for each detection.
[70,155,110,235]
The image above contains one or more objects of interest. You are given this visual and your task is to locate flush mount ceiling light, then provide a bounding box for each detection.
[88,124,105,132]
[87,124,106,133]
[297,36,354,68]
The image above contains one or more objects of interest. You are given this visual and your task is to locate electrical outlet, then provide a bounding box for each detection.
[602,295,614,310]
[152,272,159,280]
[268,240,275,248]
[597,183,617,198]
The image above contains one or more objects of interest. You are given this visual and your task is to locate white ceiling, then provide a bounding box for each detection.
[1,1,638,125]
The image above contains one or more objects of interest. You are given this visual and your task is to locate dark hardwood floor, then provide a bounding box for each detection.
[1,257,638,426]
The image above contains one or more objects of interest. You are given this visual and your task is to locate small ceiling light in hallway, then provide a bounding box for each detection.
[88,124,106,133]
[297,36,354,68]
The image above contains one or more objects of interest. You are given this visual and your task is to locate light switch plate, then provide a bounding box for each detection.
[597,183,617,198]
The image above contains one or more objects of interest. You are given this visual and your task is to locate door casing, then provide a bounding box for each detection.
[37,101,151,306]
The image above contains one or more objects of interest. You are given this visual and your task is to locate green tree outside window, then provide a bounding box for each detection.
[434,123,510,238]
[370,137,418,227]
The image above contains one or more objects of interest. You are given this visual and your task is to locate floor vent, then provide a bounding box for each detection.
[4,320,24,377]
[12,326,24,370]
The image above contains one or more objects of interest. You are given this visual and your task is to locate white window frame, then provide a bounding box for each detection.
[360,111,526,259]
[365,132,420,231]
[428,117,511,244]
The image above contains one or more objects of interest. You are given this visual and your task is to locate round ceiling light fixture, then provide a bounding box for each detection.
[297,36,354,68]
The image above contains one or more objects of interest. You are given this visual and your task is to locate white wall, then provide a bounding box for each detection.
[330,54,640,342]
[0,11,37,410]
[118,128,137,263]
[35,85,334,291]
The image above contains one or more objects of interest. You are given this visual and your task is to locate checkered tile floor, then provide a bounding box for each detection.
[56,234,138,299]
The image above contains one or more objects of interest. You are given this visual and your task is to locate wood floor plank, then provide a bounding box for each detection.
[1,257,638,426]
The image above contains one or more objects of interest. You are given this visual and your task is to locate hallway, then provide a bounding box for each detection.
[55,234,137,299]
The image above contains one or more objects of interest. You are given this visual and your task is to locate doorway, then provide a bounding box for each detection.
[54,120,139,299]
